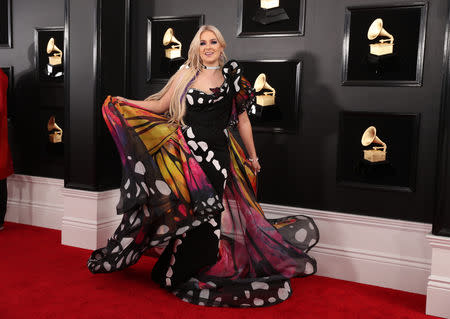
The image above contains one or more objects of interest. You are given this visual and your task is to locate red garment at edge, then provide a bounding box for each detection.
[0,69,13,179]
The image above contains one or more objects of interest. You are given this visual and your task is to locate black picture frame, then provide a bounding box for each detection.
[237,0,306,37]
[342,2,428,86]
[0,0,12,48]
[0,66,13,106]
[239,59,302,134]
[147,15,204,83]
[35,27,65,83]
[336,111,420,192]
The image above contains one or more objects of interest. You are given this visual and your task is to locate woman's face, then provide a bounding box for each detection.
[199,30,223,66]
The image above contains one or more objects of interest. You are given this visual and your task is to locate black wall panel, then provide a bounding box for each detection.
[2,0,449,224]
[96,0,128,190]
[433,5,450,236]
[128,0,449,223]
[0,0,65,178]
[66,0,97,188]
[65,0,126,190]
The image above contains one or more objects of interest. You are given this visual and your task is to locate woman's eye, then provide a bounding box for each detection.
[200,42,206,46]
[211,40,217,45]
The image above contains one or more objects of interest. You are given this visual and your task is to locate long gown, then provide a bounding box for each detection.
[87,60,319,308]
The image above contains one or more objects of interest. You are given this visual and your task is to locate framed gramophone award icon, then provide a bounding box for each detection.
[147,15,204,83]
[47,115,63,144]
[237,0,306,37]
[35,27,65,83]
[337,111,420,192]
[342,3,428,86]
[0,0,12,48]
[239,59,302,133]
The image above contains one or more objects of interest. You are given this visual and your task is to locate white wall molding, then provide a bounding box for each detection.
[8,174,64,187]
[61,187,120,200]
[61,187,121,250]
[263,203,431,233]
[313,243,430,271]
[262,203,432,295]
[426,235,450,318]
[6,174,64,229]
[62,216,122,230]
[428,275,450,290]
[5,175,122,249]
[6,175,435,297]
[428,234,450,250]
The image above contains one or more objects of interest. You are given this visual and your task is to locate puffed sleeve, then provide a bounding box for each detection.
[223,60,256,128]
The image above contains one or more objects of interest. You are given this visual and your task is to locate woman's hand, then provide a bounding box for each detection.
[115,96,127,103]
[248,158,261,174]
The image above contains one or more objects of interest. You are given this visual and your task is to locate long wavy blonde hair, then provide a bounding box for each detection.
[145,25,228,125]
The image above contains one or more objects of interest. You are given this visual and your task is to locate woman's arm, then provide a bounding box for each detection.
[237,111,261,173]
[116,69,186,113]
[116,97,169,114]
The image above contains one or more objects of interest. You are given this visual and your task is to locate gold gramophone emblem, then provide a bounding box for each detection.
[163,28,182,60]
[361,126,387,162]
[367,18,394,56]
[253,0,289,25]
[46,38,63,66]
[260,0,279,9]
[48,116,63,143]
[254,73,276,106]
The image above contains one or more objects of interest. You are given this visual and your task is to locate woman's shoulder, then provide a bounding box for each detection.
[169,65,192,87]
[174,65,190,78]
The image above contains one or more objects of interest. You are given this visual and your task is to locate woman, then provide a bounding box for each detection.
[88,25,319,308]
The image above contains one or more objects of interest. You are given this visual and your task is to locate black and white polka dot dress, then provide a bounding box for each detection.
[87,60,319,308]
[151,62,235,289]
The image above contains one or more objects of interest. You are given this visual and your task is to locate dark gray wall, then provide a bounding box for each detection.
[66,0,98,188]
[129,0,155,98]
[96,0,128,190]
[0,0,126,189]
[129,0,449,223]
[0,0,64,75]
[0,0,65,177]
[433,5,450,236]
[66,0,126,190]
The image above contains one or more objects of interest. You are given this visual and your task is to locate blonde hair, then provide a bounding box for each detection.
[145,25,228,125]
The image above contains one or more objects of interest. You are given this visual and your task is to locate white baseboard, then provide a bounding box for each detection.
[262,203,432,295]
[5,175,433,297]
[426,235,450,318]
[6,174,64,229]
[5,174,122,249]
[61,187,121,250]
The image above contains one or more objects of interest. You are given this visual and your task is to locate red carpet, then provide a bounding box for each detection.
[0,222,440,319]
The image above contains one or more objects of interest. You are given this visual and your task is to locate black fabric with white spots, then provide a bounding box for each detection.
[149,61,236,290]
[87,60,319,308]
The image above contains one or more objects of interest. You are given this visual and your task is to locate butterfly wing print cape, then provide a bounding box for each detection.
[88,81,318,307]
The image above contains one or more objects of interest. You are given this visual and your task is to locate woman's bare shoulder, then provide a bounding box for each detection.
[176,65,190,77]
